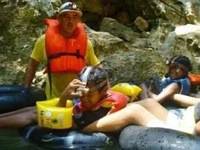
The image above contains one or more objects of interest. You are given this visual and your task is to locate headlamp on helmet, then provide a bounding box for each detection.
[58,1,82,16]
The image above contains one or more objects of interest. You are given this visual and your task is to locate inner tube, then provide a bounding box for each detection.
[119,125,200,150]
[0,85,26,94]
[19,124,117,150]
[0,85,46,113]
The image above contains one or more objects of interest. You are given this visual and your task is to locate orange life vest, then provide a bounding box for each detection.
[97,90,128,113]
[188,73,200,85]
[45,19,87,73]
[74,90,128,113]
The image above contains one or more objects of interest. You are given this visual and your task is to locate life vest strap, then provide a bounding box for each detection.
[48,50,84,60]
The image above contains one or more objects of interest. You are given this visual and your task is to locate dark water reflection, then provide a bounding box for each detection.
[0,129,44,150]
[0,129,120,150]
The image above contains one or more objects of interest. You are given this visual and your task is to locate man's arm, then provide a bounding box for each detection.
[85,40,100,65]
[24,35,45,88]
[24,58,39,88]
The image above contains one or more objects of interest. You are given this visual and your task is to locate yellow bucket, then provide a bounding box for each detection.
[36,98,73,129]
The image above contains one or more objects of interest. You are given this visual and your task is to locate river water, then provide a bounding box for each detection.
[0,129,44,150]
[0,128,119,150]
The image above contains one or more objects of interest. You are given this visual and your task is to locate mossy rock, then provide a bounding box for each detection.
[102,50,166,85]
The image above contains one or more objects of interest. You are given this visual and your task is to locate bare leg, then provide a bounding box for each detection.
[172,94,200,107]
[136,98,168,121]
[0,107,36,128]
[83,104,166,132]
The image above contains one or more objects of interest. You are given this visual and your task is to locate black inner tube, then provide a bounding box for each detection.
[1,85,200,149]
[19,124,118,150]
[0,85,46,113]
[119,125,200,150]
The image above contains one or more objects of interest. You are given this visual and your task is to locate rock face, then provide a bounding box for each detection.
[0,0,200,86]
[160,24,200,70]
[102,50,165,85]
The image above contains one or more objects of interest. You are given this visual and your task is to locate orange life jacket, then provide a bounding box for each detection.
[188,73,200,85]
[96,90,128,113]
[75,90,128,113]
[45,19,87,73]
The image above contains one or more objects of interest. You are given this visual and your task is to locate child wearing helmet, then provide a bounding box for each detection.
[159,55,192,94]
[58,66,128,129]
[143,55,193,106]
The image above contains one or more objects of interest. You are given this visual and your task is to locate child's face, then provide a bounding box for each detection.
[80,90,101,108]
[168,63,187,79]
[80,82,108,108]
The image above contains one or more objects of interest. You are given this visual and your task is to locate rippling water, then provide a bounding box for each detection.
[0,129,44,150]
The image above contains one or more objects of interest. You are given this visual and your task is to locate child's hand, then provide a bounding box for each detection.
[65,79,87,98]
[75,86,89,97]
[59,79,88,106]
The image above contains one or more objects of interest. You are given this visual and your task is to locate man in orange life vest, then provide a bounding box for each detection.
[24,1,99,99]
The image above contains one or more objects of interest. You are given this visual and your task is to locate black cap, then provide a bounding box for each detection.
[58,2,82,16]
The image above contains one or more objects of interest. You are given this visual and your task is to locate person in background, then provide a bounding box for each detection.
[141,55,194,107]
[24,1,99,99]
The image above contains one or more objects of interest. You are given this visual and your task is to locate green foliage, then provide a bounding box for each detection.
[0,1,47,84]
